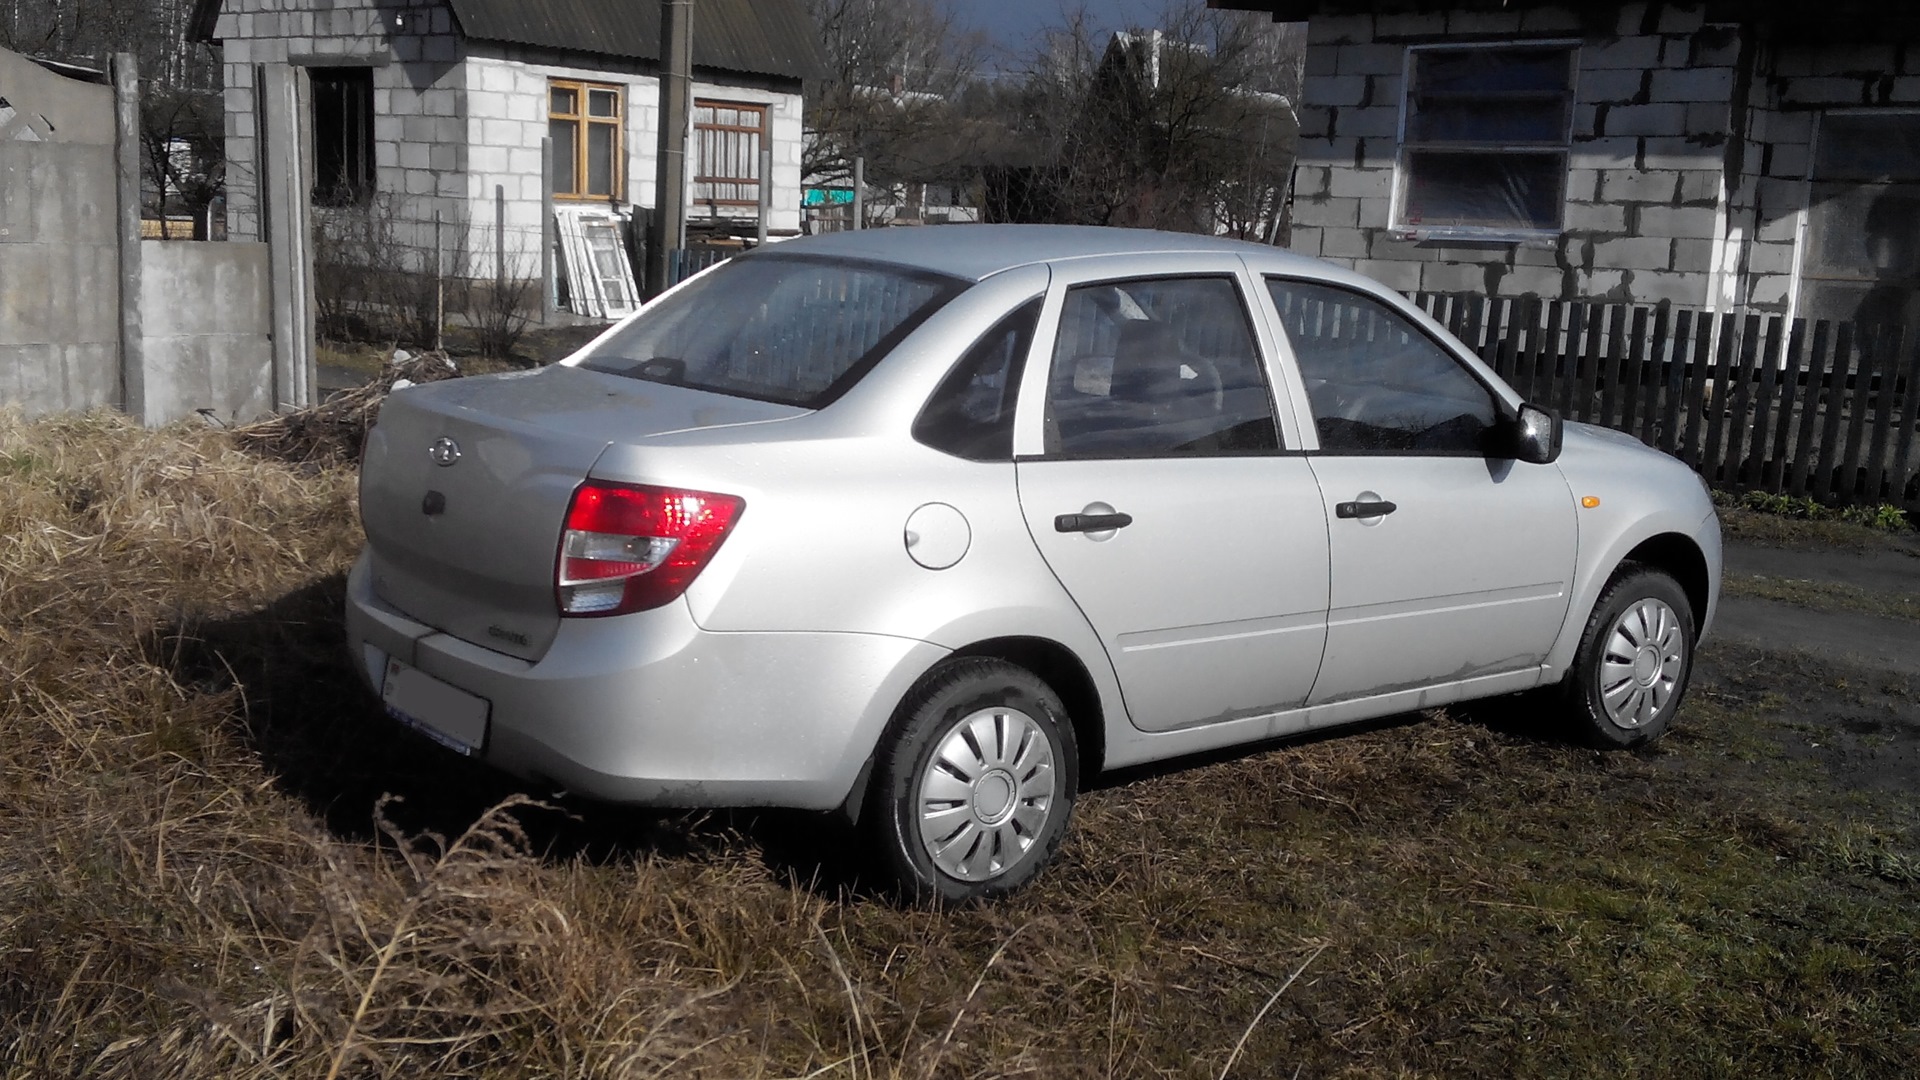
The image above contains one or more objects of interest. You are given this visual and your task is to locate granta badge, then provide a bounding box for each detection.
[429,436,462,466]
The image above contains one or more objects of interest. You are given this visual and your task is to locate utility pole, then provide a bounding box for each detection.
[646,0,692,298]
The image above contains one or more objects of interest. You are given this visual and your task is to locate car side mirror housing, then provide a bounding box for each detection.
[1513,403,1563,464]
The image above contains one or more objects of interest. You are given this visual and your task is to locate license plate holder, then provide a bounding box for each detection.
[380,657,489,756]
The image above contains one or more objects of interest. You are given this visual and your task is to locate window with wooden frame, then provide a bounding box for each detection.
[694,99,768,208]
[1395,44,1577,239]
[550,79,623,200]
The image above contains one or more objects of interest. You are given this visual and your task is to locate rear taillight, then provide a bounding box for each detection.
[556,481,744,617]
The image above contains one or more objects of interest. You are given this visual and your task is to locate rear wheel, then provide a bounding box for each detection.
[868,658,1078,903]
[1562,564,1694,749]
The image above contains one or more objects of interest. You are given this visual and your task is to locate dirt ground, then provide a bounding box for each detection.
[1710,509,1920,795]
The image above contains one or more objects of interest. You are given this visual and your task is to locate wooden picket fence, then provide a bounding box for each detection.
[1410,292,1920,510]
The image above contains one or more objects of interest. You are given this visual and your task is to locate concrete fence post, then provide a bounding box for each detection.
[258,64,316,411]
[112,52,146,421]
[540,136,555,323]
[756,146,771,244]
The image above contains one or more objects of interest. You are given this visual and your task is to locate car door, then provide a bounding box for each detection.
[1012,258,1330,733]
[1260,277,1578,706]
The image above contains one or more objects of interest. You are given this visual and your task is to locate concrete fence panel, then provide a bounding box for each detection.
[0,51,122,418]
[139,241,275,423]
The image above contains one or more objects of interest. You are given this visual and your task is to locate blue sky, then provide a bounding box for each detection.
[944,0,1165,62]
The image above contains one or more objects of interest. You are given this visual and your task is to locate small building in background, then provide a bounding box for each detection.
[1216,0,1920,327]
[190,0,825,283]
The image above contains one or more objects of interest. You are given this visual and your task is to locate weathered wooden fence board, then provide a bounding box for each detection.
[1409,292,1920,509]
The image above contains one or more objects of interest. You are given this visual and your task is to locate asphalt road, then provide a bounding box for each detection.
[1715,539,1920,680]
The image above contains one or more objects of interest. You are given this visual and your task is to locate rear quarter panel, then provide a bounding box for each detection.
[581,263,1127,733]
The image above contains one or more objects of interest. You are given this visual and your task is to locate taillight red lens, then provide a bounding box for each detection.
[556,481,743,616]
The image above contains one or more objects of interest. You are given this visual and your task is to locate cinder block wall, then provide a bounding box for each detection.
[214,0,466,260]
[1290,1,1742,307]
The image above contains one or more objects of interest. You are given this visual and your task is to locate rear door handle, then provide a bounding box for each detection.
[1055,512,1134,533]
[1335,500,1398,519]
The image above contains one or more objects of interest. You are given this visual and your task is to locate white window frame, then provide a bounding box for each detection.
[1390,39,1581,243]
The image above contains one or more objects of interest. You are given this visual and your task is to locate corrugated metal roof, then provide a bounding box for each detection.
[191,0,827,82]
[447,0,826,82]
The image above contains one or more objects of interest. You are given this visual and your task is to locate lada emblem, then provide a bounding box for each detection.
[429,436,462,467]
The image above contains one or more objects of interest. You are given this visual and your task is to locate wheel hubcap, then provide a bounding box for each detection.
[1599,598,1686,728]
[918,707,1057,881]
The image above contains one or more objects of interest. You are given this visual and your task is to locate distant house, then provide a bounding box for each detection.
[190,0,826,277]
[1216,0,1920,327]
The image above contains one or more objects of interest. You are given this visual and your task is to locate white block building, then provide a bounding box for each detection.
[190,0,823,280]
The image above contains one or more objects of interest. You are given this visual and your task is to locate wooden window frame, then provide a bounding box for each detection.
[550,78,624,202]
[694,98,769,209]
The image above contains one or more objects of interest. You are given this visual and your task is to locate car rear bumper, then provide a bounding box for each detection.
[343,551,943,809]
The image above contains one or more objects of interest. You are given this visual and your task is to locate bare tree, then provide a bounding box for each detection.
[3,0,222,230]
[993,1,1303,238]
[803,0,987,191]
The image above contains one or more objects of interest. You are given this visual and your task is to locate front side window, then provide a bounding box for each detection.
[1268,278,1498,454]
[694,99,768,209]
[551,80,623,199]
[579,255,965,408]
[1043,277,1278,457]
[1396,45,1576,237]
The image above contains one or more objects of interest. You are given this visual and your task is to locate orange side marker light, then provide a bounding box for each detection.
[1581,496,1602,509]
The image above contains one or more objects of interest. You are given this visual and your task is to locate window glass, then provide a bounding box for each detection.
[1267,279,1498,455]
[694,99,768,207]
[1044,277,1277,457]
[1398,46,1575,234]
[913,299,1041,461]
[310,67,375,206]
[580,255,966,408]
[549,119,578,194]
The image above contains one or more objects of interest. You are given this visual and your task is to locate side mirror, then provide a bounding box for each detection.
[1513,403,1563,465]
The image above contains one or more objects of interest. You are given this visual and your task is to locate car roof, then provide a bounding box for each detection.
[763,224,1332,282]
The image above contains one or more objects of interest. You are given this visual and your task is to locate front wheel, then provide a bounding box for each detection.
[1561,565,1695,749]
[868,658,1078,903]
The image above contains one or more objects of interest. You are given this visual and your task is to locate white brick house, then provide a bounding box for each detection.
[1218,0,1920,329]
[190,0,824,278]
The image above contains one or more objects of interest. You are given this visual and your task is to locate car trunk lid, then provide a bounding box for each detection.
[358,365,803,661]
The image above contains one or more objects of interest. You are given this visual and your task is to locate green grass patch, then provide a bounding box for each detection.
[1724,572,1920,622]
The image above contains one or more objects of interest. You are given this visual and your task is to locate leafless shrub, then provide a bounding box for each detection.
[312,197,453,348]
[468,253,539,362]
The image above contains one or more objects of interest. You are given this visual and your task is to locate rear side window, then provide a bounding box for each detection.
[1043,276,1278,457]
[913,298,1041,461]
[580,255,966,408]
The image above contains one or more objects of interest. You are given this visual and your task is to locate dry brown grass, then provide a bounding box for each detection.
[3,407,1918,1079]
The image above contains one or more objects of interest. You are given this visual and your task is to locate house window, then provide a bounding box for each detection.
[1800,111,1920,328]
[1396,45,1577,237]
[311,67,375,206]
[694,100,768,209]
[550,80,623,200]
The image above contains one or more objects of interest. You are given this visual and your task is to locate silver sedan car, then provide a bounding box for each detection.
[346,226,1721,901]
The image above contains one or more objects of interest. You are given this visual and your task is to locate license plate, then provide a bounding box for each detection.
[381,658,489,756]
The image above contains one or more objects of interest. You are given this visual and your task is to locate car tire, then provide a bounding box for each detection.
[868,658,1078,903]
[1561,563,1695,749]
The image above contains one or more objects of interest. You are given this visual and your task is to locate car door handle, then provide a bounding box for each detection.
[1055,512,1134,533]
[1335,500,1398,519]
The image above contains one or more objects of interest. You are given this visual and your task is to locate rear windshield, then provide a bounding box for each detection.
[577,254,967,408]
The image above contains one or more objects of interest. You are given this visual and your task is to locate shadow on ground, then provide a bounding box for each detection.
[153,573,873,897]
